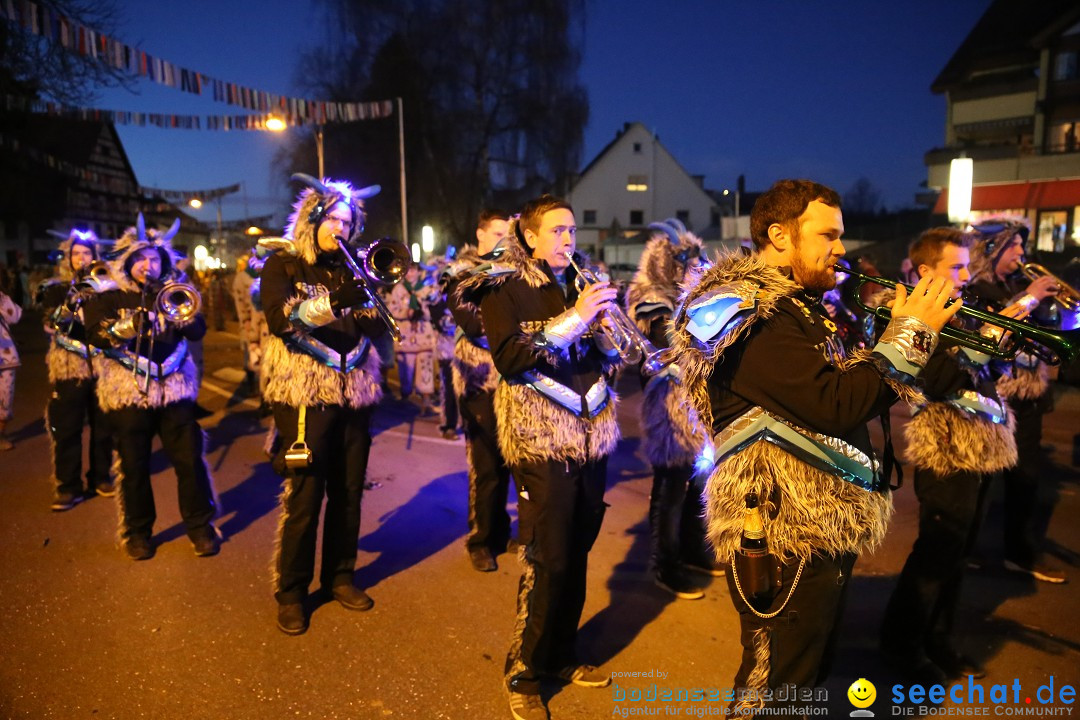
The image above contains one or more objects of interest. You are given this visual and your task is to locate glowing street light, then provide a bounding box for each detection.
[421,225,435,254]
[245,226,263,236]
[266,115,287,132]
[189,198,203,209]
[411,242,421,263]
[948,157,973,224]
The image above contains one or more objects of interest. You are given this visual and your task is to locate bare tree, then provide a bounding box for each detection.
[0,0,132,106]
[277,0,589,244]
[843,177,884,217]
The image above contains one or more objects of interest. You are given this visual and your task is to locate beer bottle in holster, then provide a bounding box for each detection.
[735,492,780,607]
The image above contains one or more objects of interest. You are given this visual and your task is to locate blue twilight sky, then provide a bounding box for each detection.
[91,0,993,227]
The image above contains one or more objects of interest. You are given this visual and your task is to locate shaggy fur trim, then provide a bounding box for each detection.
[641,376,705,467]
[996,364,1049,401]
[504,543,537,684]
[270,479,293,593]
[844,346,925,407]
[456,233,552,309]
[904,402,1017,475]
[494,381,619,465]
[261,335,383,409]
[451,336,498,397]
[704,440,893,562]
[95,355,199,412]
[734,627,771,714]
[45,342,94,383]
[669,253,802,439]
[626,232,704,331]
[109,226,184,292]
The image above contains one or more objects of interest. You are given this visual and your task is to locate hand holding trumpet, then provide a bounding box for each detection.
[574,280,618,325]
[887,275,963,334]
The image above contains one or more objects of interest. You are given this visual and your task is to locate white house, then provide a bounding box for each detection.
[566,122,719,266]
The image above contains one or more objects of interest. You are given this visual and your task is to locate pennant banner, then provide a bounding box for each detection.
[1,0,394,122]
[140,183,240,202]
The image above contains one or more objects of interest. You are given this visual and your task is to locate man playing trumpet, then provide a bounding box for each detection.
[459,195,621,720]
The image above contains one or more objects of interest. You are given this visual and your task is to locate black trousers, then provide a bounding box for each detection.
[438,358,459,431]
[880,467,989,657]
[460,389,511,552]
[48,378,113,495]
[726,552,857,709]
[272,403,373,605]
[1003,397,1046,567]
[506,457,607,695]
[109,400,216,541]
[649,464,711,573]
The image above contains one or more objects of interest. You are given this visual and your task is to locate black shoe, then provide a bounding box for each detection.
[124,536,155,561]
[655,568,705,600]
[191,528,221,557]
[1004,559,1067,584]
[50,492,84,512]
[440,428,458,440]
[927,645,986,679]
[95,481,117,498]
[277,603,308,635]
[468,546,497,572]
[330,584,374,611]
[508,690,549,720]
[554,664,611,688]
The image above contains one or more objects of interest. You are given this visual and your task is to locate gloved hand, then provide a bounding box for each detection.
[328,279,370,312]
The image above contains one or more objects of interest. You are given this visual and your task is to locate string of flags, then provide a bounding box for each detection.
[139,183,240,202]
[1,0,394,126]
[0,131,135,195]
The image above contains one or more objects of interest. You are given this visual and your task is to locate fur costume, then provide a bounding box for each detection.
[668,253,922,562]
[41,230,109,384]
[626,223,707,467]
[457,226,621,465]
[448,246,499,397]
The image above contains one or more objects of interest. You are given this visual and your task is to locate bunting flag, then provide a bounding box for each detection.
[3,94,390,130]
[140,183,240,202]
[1,0,394,122]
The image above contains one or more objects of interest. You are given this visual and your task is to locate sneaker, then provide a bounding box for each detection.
[95,481,117,498]
[1004,559,1067,584]
[681,559,726,577]
[50,492,84,512]
[191,529,221,557]
[277,603,308,635]
[555,664,611,688]
[330,584,375,611]
[124,536,155,561]
[508,691,549,720]
[469,546,497,572]
[655,569,705,600]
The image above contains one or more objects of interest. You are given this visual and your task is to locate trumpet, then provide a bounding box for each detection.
[334,235,410,342]
[75,261,116,293]
[1021,262,1080,313]
[132,280,202,394]
[564,252,669,375]
[839,265,1080,366]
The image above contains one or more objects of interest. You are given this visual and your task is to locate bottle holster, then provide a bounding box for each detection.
[285,405,313,469]
[732,549,783,611]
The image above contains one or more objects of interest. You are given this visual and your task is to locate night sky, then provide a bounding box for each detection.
[92,0,993,228]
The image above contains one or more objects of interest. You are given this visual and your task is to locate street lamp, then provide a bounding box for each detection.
[189,198,203,209]
[266,115,287,132]
[421,225,435,254]
[948,156,973,225]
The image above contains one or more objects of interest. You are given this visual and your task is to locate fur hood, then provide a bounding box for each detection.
[627,224,705,316]
[108,215,184,293]
[284,175,380,266]
[968,218,1030,285]
[52,228,102,283]
[455,218,562,311]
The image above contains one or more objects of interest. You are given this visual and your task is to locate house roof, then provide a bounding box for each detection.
[932,0,1080,93]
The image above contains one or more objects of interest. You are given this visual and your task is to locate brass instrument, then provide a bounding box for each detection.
[75,261,116,293]
[564,252,669,376]
[132,280,203,394]
[334,235,410,341]
[839,265,1079,366]
[1020,262,1080,313]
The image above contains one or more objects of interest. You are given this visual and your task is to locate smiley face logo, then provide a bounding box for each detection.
[847,678,876,709]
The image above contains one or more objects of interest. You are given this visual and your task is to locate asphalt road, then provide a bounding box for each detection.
[1,311,1077,719]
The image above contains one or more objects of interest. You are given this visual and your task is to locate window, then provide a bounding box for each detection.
[676,210,690,226]
[633,142,642,153]
[629,210,644,226]
[627,174,648,192]
[1053,51,1078,81]
[1036,210,1069,253]
[583,210,597,225]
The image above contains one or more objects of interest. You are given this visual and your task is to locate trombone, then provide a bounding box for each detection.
[132,280,202,394]
[839,265,1079,366]
[564,252,669,376]
[1021,262,1080,313]
[334,235,409,342]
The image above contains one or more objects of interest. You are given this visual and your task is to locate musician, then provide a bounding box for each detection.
[966,220,1065,584]
[261,175,385,636]
[878,228,1016,684]
[39,229,116,510]
[459,195,621,720]
[446,209,513,572]
[667,179,960,713]
[84,217,219,561]
[625,219,714,600]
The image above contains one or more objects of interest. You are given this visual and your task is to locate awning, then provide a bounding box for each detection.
[933,179,1080,214]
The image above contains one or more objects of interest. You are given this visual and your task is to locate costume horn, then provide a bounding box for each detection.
[290,173,331,196]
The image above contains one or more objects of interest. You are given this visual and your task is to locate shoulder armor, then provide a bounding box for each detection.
[257,236,299,257]
[684,281,759,344]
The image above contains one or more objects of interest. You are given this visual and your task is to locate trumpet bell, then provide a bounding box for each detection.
[359,238,410,287]
[156,281,202,324]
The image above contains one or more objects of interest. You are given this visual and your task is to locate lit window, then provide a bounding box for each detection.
[627,174,648,192]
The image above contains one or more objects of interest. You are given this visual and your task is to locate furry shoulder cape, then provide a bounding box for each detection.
[669,253,894,561]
